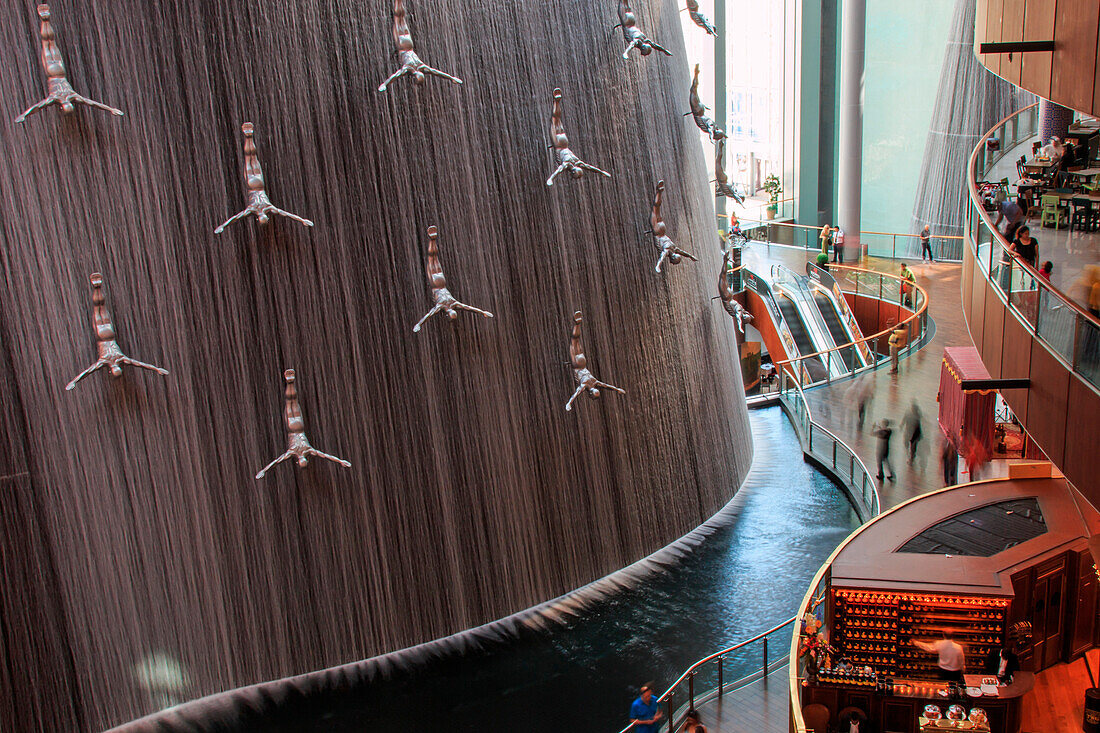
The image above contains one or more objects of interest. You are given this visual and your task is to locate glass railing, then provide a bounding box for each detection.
[746,263,930,391]
[967,103,1100,391]
[777,369,880,520]
[727,217,965,262]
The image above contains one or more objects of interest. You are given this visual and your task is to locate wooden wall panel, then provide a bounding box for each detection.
[999,293,1034,423]
[982,285,1006,378]
[1062,375,1100,492]
[1025,337,1070,465]
[986,0,1007,75]
[1001,0,1027,85]
[1052,0,1100,114]
[1021,0,1056,99]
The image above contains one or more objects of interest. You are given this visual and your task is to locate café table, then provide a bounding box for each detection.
[1066,167,1100,183]
[1022,157,1058,177]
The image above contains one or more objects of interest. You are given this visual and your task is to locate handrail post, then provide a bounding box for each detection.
[666,698,673,730]
[832,439,837,469]
[718,656,724,698]
[689,671,695,709]
[763,637,769,682]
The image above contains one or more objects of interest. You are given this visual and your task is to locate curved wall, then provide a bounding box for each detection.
[975,0,1100,115]
[0,1,752,730]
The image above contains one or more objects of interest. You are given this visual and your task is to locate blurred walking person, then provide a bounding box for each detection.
[873,419,896,482]
[903,402,923,465]
[941,436,958,486]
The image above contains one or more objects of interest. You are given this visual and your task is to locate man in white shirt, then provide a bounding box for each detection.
[1040,137,1064,160]
[915,636,965,683]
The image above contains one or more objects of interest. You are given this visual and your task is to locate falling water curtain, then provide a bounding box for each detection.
[910,0,1034,243]
[0,0,753,729]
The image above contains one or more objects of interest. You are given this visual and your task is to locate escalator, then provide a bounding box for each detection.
[812,291,858,370]
[777,295,828,382]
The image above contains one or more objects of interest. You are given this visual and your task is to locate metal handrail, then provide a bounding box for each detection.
[721,215,965,260]
[772,264,930,382]
[777,367,881,519]
[616,616,798,733]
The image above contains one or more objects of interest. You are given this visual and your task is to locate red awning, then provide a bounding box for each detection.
[937,347,996,454]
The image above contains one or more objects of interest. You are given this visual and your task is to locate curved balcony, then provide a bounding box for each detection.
[963,102,1100,502]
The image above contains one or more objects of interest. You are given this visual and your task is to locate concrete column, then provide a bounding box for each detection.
[837,0,866,260]
[1038,98,1074,146]
[715,0,727,235]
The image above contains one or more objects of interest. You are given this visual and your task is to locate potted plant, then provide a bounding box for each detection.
[763,174,782,220]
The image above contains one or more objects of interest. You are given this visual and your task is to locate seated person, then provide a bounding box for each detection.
[1040,136,1064,160]
[984,646,1019,683]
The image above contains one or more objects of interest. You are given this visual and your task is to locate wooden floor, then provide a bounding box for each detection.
[694,664,791,733]
[1020,651,1097,733]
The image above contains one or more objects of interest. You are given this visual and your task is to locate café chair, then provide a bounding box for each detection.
[1016,155,1028,179]
[802,703,831,733]
[1071,199,1095,231]
[1040,193,1069,229]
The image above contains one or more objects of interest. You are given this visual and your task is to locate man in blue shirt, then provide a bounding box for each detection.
[630,683,664,732]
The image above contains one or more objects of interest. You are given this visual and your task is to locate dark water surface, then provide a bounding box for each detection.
[255,408,857,732]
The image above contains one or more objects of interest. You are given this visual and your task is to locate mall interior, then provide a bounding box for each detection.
[0,0,1098,732]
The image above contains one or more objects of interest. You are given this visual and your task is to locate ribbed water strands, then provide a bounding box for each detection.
[910,0,1034,245]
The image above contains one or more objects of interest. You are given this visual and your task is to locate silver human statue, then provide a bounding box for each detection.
[66,273,168,391]
[718,248,753,336]
[413,225,494,332]
[650,180,697,273]
[565,311,625,411]
[546,88,611,186]
[215,123,314,234]
[714,138,744,204]
[617,0,671,59]
[15,5,124,123]
[688,64,725,141]
[378,0,463,91]
[683,0,717,35]
[255,369,351,479]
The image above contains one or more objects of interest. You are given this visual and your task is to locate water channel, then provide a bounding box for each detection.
[208,407,858,732]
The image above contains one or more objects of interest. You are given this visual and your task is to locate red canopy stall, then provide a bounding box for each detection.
[937,346,995,453]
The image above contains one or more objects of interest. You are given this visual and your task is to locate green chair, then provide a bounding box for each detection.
[1040,193,1068,228]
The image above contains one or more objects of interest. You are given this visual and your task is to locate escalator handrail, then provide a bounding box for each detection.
[805,263,871,366]
[773,264,929,372]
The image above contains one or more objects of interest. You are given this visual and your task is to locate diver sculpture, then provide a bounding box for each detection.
[684,0,717,36]
[650,180,697,273]
[66,274,168,391]
[378,0,463,91]
[16,4,124,123]
[617,0,671,59]
[687,64,725,141]
[413,226,494,332]
[714,139,744,204]
[215,123,314,234]
[256,369,351,479]
[566,311,625,411]
[546,89,611,186]
[717,248,753,335]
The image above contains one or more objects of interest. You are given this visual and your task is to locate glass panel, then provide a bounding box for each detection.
[1075,316,1100,389]
[1035,286,1077,363]
[1008,261,1039,327]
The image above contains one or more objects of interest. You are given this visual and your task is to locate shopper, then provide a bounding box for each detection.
[964,436,989,481]
[915,634,966,683]
[680,709,707,733]
[873,419,896,481]
[899,263,915,307]
[903,402,923,465]
[854,377,874,430]
[993,194,1025,241]
[630,683,664,733]
[1039,260,1053,282]
[888,327,905,375]
[833,226,845,263]
[941,437,958,486]
[1010,226,1038,270]
[919,225,934,263]
[819,224,832,257]
[984,645,1019,683]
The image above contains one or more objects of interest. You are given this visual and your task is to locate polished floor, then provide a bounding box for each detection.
[694,664,791,732]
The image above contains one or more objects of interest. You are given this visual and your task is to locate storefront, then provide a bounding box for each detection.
[798,471,1099,733]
